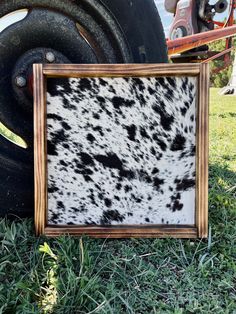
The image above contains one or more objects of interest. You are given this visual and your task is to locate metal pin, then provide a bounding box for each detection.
[15,76,27,88]
[45,52,56,63]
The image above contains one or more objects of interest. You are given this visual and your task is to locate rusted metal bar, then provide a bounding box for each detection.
[224,1,236,63]
[211,59,232,74]
[167,25,236,55]
[203,46,236,63]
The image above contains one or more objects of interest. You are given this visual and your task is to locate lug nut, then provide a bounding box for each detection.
[15,76,27,88]
[45,52,55,63]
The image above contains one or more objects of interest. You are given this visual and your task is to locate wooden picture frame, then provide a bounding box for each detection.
[34,64,209,238]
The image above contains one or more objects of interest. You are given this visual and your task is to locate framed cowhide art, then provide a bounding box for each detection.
[34,64,209,238]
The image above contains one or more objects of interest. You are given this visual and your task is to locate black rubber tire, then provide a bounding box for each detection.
[0,0,167,218]
[101,0,168,63]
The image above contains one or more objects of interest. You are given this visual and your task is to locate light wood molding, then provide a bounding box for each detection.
[45,226,198,238]
[196,63,209,238]
[34,64,47,236]
[42,63,201,77]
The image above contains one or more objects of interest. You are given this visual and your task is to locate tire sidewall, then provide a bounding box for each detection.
[100,0,168,63]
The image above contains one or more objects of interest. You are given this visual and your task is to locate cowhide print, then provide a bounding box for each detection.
[46,76,197,225]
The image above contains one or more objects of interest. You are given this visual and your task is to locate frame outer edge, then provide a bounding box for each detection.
[42,63,201,77]
[34,63,207,238]
[197,63,209,238]
[34,64,46,236]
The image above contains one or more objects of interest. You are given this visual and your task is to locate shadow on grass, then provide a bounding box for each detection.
[208,162,236,238]
[218,112,236,118]
[209,163,236,192]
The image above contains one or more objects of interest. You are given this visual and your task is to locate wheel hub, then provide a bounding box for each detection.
[0,0,132,217]
[12,48,70,113]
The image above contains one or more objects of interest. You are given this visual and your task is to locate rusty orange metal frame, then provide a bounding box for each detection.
[167,25,236,55]
[167,0,236,58]
[202,46,235,63]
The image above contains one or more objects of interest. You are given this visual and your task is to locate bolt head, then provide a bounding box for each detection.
[45,52,56,63]
[15,76,27,88]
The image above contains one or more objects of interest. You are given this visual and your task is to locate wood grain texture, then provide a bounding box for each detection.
[196,63,209,238]
[33,63,209,238]
[43,63,201,78]
[34,64,47,236]
[45,225,198,238]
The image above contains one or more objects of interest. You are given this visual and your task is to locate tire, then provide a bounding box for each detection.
[0,0,167,218]
[101,0,168,63]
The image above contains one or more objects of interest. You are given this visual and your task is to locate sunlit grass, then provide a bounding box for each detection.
[0,122,27,148]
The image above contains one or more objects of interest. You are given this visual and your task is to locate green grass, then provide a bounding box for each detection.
[0,122,27,149]
[0,88,235,314]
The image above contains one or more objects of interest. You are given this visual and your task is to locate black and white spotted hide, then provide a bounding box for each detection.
[47,76,197,225]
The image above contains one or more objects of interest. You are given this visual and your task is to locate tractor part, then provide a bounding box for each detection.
[169,0,199,40]
[164,0,179,14]
[169,0,228,41]
[197,0,228,33]
[214,0,228,13]
[168,24,236,55]
[169,0,219,41]
[198,0,228,21]
[0,0,167,218]
[168,0,235,66]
